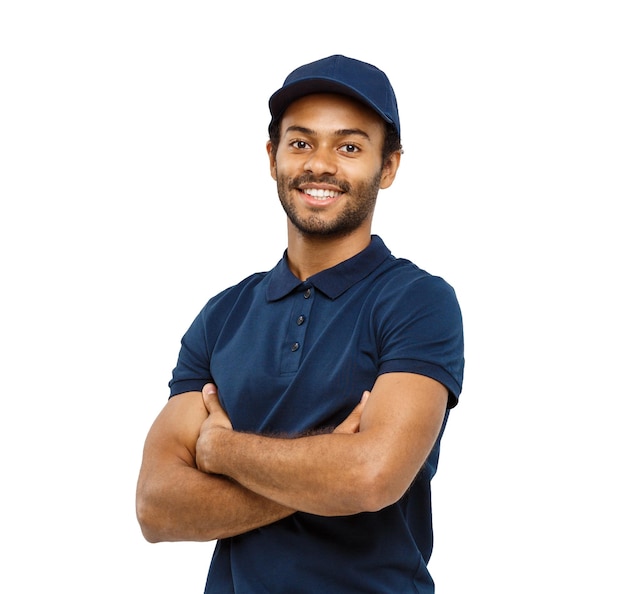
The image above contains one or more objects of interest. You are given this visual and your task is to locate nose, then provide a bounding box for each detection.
[304,146,337,176]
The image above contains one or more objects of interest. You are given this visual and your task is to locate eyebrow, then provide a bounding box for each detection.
[284,125,372,141]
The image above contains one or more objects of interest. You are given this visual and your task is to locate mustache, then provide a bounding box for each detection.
[288,174,351,193]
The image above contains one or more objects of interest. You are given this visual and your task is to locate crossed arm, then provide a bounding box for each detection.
[136,372,447,543]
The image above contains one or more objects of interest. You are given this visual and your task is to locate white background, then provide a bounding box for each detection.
[1,1,624,592]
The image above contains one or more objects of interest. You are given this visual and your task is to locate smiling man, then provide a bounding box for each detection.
[136,55,465,593]
[271,93,391,242]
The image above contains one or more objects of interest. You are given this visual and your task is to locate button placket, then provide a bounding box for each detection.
[280,286,314,374]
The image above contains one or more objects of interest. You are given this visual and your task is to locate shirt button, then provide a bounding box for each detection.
[296,315,305,326]
[303,288,311,299]
[291,342,300,352]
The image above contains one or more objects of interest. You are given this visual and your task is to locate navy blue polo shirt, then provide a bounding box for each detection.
[169,235,464,593]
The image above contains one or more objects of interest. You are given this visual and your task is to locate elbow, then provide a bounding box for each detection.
[136,487,169,543]
[136,501,161,543]
[358,479,405,514]
[346,462,411,514]
[137,517,162,544]
[139,526,162,544]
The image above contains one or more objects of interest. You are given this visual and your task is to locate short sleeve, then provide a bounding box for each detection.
[376,273,464,408]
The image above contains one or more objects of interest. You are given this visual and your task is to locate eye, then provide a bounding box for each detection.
[290,140,310,150]
[340,144,360,154]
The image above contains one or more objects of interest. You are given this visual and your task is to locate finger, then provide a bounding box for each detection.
[349,391,370,416]
[347,391,370,428]
[335,411,360,434]
[335,392,369,434]
[202,383,219,412]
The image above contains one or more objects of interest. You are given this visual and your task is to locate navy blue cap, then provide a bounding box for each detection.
[269,55,401,139]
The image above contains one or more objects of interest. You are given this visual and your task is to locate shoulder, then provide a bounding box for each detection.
[374,257,461,314]
[372,258,465,404]
[199,271,270,317]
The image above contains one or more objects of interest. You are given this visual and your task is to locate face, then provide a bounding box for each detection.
[267,93,400,239]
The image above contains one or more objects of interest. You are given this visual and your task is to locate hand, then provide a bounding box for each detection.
[196,385,369,474]
[334,391,370,434]
[196,383,231,474]
[201,383,232,431]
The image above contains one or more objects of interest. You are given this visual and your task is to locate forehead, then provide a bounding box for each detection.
[280,93,386,137]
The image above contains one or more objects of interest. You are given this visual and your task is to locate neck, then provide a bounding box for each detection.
[285,224,372,280]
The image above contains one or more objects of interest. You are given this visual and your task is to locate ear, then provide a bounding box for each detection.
[379,150,401,189]
[266,140,277,181]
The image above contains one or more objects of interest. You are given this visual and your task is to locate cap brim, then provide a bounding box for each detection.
[269,77,394,128]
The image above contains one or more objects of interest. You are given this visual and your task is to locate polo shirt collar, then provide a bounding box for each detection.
[266,235,391,301]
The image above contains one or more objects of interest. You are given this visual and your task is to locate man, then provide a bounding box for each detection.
[136,54,464,593]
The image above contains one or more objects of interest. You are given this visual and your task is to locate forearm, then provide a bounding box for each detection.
[198,430,379,516]
[136,460,294,542]
[197,374,449,517]
[136,391,294,543]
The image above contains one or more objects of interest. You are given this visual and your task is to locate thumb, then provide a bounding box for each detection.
[202,383,218,412]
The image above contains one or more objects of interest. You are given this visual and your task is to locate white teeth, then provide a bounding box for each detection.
[303,188,341,198]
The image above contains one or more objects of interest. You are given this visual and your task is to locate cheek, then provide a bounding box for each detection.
[272,155,297,183]
[271,152,285,179]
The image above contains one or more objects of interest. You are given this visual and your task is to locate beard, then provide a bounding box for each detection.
[276,170,382,238]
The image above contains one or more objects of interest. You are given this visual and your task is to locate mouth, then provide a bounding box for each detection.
[300,187,344,200]
[288,176,349,207]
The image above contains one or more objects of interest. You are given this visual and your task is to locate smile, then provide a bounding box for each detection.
[301,188,343,199]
